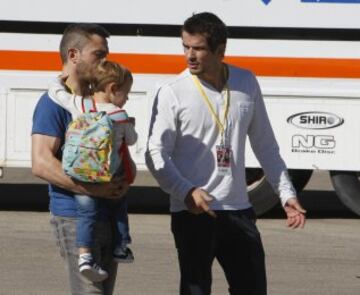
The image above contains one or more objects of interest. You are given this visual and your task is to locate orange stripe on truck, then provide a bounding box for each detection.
[0,50,62,71]
[1,50,360,78]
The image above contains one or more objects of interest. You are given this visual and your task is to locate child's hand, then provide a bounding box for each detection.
[129,117,135,125]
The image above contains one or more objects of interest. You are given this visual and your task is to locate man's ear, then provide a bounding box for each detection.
[68,48,79,64]
[217,44,226,59]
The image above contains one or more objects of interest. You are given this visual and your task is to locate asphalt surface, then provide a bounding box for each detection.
[0,169,359,294]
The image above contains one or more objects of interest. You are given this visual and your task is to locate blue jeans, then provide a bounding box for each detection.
[50,215,118,294]
[75,195,131,249]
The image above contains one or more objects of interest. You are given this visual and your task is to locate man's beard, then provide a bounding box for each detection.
[188,67,203,76]
[76,61,95,97]
[75,60,94,79]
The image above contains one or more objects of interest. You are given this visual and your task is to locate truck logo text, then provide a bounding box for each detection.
[292,135,335,149]
[287,112,344,130]
[291,135,336,155]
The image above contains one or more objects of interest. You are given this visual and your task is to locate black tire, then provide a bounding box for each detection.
[247,168,313,216]
[247,174,278,216]
[330,170,360,216]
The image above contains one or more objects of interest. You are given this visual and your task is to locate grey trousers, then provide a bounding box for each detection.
[50,215,118,295]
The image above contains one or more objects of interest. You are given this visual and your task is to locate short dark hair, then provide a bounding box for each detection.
[182,12,227,52]
[59,23,110,64]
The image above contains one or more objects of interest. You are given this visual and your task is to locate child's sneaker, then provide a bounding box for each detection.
[113,246,134,263]
[78,254,108,282]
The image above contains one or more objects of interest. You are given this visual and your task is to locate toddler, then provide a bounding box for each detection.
[48,60,137,282]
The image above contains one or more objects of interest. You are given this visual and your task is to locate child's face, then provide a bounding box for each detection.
[109,79,132,108]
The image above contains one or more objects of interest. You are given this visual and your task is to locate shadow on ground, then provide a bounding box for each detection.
[0,183,170,213]
[0,183,358,218]
[261,190,358,219]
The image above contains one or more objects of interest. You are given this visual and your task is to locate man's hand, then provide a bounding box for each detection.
[284,197,306,229]
[79,178,129,200]
[184,188,217,218]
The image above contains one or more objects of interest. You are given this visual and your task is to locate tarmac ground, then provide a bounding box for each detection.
[0,169,359,295]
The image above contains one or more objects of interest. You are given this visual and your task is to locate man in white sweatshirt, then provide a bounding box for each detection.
[145,12,306,295]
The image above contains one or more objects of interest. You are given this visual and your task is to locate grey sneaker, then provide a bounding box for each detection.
[78,258,108,282]
[113,247,134,263]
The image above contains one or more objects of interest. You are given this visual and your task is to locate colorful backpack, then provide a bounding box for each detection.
[62,97,134,183]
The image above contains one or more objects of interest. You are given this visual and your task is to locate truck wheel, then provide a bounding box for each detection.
[330,171,360,216]
[247,168,278,216]
[247,168,313,216]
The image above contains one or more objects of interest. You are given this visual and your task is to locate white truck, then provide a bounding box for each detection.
[1,0,360,215]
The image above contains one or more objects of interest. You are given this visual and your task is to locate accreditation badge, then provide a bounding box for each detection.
[216,145,232,176]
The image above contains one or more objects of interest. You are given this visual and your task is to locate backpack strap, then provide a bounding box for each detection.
[108,110,129,123]
[81,97,97,113]
[81,97,129,123]
[119,143,134,184]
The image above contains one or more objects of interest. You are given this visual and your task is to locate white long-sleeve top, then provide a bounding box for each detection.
[145,66,296,212]
[48,78,138,149]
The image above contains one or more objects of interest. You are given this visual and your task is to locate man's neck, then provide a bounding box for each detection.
[62,65,81,95]
[63,76,81,95]
[198,64,227,92]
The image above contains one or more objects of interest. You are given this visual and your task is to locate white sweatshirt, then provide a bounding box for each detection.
[145,66,296,212]
[48,78,138,149]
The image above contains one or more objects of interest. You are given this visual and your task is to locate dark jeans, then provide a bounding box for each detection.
[75,195,131,249]
[50,215,118,294]
[171,209,267,295]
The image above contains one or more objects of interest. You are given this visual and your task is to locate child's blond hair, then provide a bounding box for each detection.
[78,60,133,96]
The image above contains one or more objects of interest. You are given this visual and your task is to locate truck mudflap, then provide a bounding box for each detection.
[247,169,313,216]
[330,171,360,216]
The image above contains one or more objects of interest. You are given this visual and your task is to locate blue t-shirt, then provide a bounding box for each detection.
[32,92,114,218]
[32,92,77,217]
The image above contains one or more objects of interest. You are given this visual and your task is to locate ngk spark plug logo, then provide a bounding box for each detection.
[287,112,344,130]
